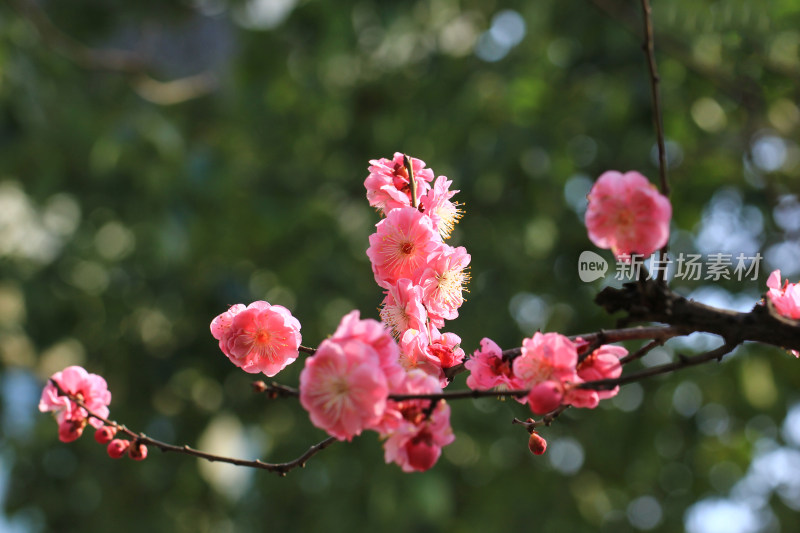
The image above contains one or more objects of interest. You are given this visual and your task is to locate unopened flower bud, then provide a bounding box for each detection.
[128,442,148,461]
[58,419,86,443]
[94,426,117,444]
[528,432,547,456]
[107,439,130,459]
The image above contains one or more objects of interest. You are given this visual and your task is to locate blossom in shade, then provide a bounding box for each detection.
[367,207,443,288]
[39,365,111,442]
[419,245,470,326]
[210,301,302,377]
[427,329,465,374]
[398,329,440,377]
[513,332,593,414]
[299,338,389,441]
[766,270,800,357]
[379,279,428,339]
[128,442,148,461]
[577,345,627,399]
[465,338,525,394]
[365,153,434,215]
[420,176,463,240]
[399,328,464,387]
[331,310,406,389]
[585,170,671,259]
[380,371,454,472]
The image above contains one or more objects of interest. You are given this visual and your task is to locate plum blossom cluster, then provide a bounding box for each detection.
[465,334,628,414]
[38,157,800,477]
[299,311,453,471]
[365,152,469,386]
[202,153,466,472]
[298,311,454,472]
[294,153,470,471]
[38,365,147,461]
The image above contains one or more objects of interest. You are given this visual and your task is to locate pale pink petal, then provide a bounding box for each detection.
[767,270,782,290]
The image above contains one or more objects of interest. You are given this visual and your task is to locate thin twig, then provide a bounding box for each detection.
[51,380,334,476]
[252,381,300,398]
[252,379,528,402]
[639,0,671,282]
[388,388,529,402]
[512,405,570,432]
[580,342,737,391]
[403,155,419,209]
[640,0,668,196]
[499,325,688,362]
[619,338,664,365]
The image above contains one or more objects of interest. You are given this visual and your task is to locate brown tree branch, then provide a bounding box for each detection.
[51,380,335,476]
[595,279,800,353]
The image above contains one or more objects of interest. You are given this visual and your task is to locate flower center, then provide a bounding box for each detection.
[488,356,514,378]
[436,269,467,306]
[256,329,272,345]
[380,303,409,339]
[615,210,635,229]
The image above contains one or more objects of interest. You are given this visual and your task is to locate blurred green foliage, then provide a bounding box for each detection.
[1,0,799,532]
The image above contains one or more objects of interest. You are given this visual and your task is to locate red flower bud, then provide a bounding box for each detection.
[94,426,117,445]
[128,442,148,461]
[58,419,86,443]
[107,439,130,459]
[528,432,547,456]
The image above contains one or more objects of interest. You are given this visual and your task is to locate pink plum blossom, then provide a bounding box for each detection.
[367,207,444,288]
[39,365,111,442]
[398,329,442,378]
[419,245,470,326]
[420,176,462,240]
[585,170,672,259]
[427,329,465,373]
[399,328,465,387]
[210,301,301,377]
[400,328,464,387]
[380,371,454,472]
[766,270,800,357]
[331,310,406,389]
[577,345,627,399]
[513,332,593,413]
[365,153,434,215]
[465,338,525,394]
[379,279,428,339]
[767,270,800,320]
[299,337,389,441]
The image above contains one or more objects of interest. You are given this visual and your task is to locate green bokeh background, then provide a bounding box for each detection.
[1,0,799,532]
